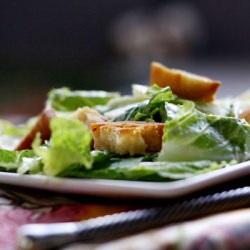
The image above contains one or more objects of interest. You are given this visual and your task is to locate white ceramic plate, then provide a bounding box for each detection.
[0,161,249,199]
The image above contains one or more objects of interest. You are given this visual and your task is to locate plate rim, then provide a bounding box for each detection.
[0,161,249,199]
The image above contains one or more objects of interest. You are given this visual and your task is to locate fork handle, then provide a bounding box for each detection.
[18,186,250,250]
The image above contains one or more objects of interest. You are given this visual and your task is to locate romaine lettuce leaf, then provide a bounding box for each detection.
[158,101,250,162]
[33,117,93,176]
[96,84,150,114]
[48,87,120,111]
[0,149,36,172]
[60,157,231,181]
[194,101,225,116]
[113,86,183,122]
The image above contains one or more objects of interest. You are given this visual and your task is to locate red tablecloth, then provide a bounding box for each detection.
[1,187,250,250]
[0,188,129,250]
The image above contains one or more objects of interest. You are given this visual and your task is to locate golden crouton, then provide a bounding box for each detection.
[91,122,164,155]
[16,108,55,150]
[150,62,221,102]
[74,107,107,128]
[239,107,250,123]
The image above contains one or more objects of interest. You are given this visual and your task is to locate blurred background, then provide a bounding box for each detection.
[1,0,250,118]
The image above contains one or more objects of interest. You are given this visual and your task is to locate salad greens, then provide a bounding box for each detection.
[112,86,183,122]
[33,117,93,176]
[158,101,250,162]
[0,149,35,172]
[0,82,250,181]
[60,158,232,181]
[48,87,120,111]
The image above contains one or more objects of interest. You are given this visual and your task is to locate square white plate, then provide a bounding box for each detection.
[0,161,249,199]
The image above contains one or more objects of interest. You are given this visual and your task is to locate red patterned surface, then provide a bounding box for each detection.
[0,190,129,250]
[1,187,250,250]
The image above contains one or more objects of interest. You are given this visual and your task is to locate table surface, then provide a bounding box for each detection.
[0,179,248,250]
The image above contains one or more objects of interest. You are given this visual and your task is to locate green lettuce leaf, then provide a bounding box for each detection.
[48,87,120,111]
[113,86,183,122]
[60,157,231,181]
[158,101,250,162]
[96,84,149,115]
[33,117,93,176]
[0,149,36,172]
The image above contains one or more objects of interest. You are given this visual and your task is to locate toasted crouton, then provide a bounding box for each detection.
[74,107,107,128]
[91,122,164,155]
[239,107,250,123]
[150,62,221,102]
[16,108,55,150]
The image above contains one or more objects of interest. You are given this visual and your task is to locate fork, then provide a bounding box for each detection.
[17,186,250,250]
